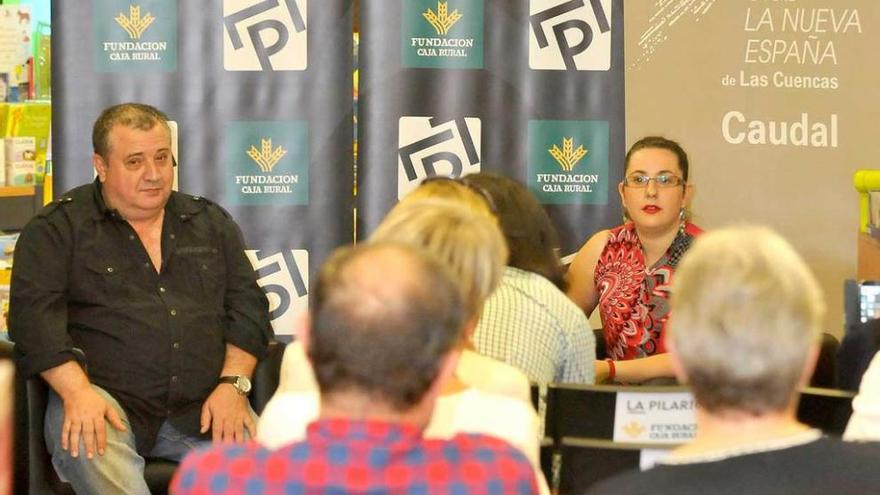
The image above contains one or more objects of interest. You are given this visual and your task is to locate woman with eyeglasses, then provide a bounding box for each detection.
[567,136,702,384]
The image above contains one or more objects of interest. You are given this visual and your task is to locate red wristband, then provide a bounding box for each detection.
[605,358,616,382]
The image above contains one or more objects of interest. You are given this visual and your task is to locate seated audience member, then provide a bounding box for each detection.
[465,173,595,384]
[567,136,701,383]
[844,350,880,441]
[269,177,529,401]
[9,103,271,494]
[370,197,531,403]
[172,243,539,495]
[586,227,880,495]
[258,201,548,493]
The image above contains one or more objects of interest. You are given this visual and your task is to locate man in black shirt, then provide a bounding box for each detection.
[9,103,272,494]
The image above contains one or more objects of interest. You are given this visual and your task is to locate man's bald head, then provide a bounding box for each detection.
[308,243,465,410]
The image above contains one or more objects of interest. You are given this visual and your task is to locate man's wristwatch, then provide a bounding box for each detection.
[218,375,252,396]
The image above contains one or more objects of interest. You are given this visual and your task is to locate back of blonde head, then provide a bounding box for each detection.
[670,226,825,415]
[369,198,507,319]
[400,179,493,217]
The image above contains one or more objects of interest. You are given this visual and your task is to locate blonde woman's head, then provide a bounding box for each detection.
[400,177,494,218]
[369,198,507,320]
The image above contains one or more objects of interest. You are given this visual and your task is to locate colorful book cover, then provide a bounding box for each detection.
[0,283,8,339]
[2,101,50,183]
[0,233,17,270]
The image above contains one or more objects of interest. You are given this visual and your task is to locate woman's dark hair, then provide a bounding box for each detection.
[624,136,689,181]
[461,173,566,290]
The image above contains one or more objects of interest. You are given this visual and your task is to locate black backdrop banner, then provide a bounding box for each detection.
[358,0,625,255]
[52,0,354,337]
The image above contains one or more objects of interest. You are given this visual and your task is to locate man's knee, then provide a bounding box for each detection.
[45,387,149,494]
[44,386,134,457]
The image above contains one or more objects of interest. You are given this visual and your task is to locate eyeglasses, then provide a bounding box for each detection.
[419,175,497,214]
[623,173,685,188]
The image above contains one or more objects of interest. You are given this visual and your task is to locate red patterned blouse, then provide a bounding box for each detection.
[594,222,702,360]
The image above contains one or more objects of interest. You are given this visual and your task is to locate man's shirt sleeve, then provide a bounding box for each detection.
[9,212,84,377]
[215,208,273,360]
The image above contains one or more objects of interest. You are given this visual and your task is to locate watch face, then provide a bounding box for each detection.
[236,376,252,394]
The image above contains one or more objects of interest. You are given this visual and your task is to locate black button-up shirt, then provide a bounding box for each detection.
[9,180,272,453]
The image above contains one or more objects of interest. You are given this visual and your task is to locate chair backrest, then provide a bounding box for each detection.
[546,384,690,493]
[0,340,12,360]
[593,329,606,360]
[12,339,285,495]
[558,439,654,494]
[250,340,285,415]
[810,332,840,388]
[530,383,540,411]
[547,384,695,442]
[797,386,855,436]
[837,319,880,391]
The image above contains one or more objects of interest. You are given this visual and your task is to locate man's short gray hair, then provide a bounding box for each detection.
[92,103,170,159]
[670,226,825,415]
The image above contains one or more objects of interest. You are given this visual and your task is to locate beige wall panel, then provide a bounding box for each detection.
[624,1,880,337]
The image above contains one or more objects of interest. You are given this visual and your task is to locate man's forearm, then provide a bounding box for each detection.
[42,361,91,400]
[220,344,258,378]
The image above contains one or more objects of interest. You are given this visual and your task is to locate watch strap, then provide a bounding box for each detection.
[218,375,244,394]
[218,376,238,385]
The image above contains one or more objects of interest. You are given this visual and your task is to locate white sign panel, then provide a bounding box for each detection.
[613,391,697,444]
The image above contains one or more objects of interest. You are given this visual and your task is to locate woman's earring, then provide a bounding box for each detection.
[679,208,686,222]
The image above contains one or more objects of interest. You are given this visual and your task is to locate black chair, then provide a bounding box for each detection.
[809,332,840,388]
[558,439,652,494]
[593,329,606,360]
[546,384,688,493]
[0,340,13,360]
[796,386,855,436]
[837,319,880,391]
[529,383,555,487]
[14,340,285,495]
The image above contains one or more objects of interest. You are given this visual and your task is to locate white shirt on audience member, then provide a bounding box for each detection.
[844,350,880,441]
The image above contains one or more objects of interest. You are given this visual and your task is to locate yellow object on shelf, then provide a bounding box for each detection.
[853,170,880,234]
[0,270,9,285]
[0,185,35,198]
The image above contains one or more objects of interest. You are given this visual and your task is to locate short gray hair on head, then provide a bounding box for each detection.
[309,242,465,411]
[670,225,825,415]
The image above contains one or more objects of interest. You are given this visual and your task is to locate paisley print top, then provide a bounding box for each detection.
[594,222,702,360]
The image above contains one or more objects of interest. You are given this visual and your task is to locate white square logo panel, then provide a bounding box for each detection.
[246,249,308,336]
[223,0,307,71]
[397,116,481,199]
[529,0,612,70]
